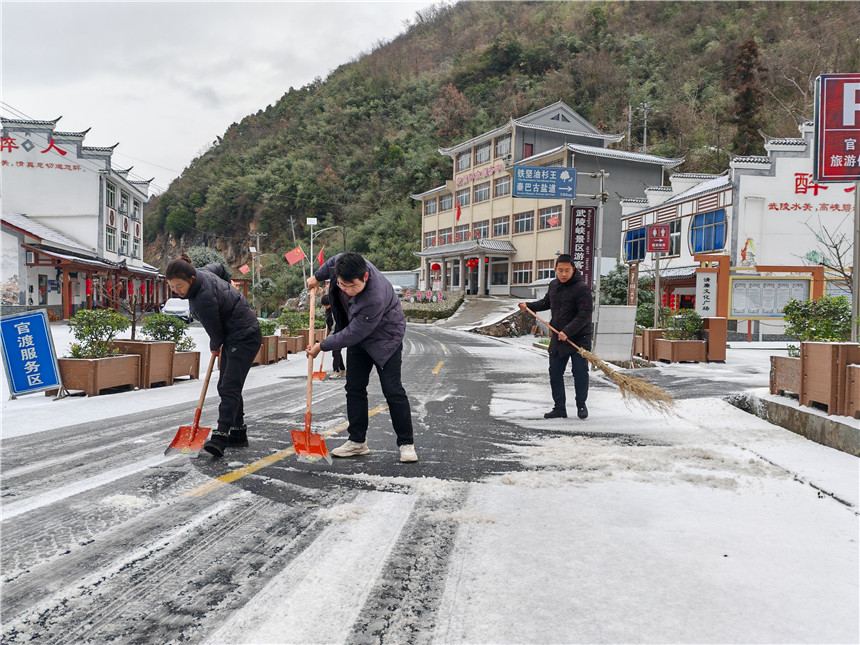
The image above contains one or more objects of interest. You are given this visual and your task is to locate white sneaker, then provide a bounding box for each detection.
[331,440,370,458]
[399,444,418,463]
[329,371,343,379]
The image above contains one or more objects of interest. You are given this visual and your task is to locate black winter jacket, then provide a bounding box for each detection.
[525,269,593,357]
[185,263,260,352]
[316,254,406,368]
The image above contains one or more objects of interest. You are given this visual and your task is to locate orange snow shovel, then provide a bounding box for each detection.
[165,352,217,455]
[312,325,329,380]
[291,288,332,464]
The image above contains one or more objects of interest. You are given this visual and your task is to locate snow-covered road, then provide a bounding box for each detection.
[1,323,857,643]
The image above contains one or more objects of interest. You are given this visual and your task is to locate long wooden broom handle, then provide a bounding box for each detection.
[306,288,315,413]
[524,306,584,352]
[197,351,217,411]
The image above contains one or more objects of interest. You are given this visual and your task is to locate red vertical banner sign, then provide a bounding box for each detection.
[569,206,596,289]
[814,73,860,183]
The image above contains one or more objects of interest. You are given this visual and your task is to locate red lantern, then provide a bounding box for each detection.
[140,283,146,295]
[85,278,93,295]
[431,263,441,271]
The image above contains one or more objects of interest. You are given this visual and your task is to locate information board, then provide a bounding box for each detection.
[512,166,577,198]
[729,278,810,319]
[0,309,62,397]
[813,73,860,182]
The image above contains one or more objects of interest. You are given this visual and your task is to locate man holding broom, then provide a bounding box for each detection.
[518,254,593,420]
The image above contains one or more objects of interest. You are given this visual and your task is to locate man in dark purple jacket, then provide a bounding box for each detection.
[519,254,593,420]
[306,252,417,462]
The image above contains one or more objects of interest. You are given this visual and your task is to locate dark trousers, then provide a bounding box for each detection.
[345,343,413,446]
[216,332,262,433]
[548,347,589,412]
[332,348,345,372]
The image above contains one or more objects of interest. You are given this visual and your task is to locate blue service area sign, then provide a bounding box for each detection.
[0,309,62,397]
[513,165,577,198]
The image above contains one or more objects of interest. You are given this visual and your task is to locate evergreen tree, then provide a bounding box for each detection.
[727,38,767,157]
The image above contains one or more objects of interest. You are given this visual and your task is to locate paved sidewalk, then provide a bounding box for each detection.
[434,295,520,331]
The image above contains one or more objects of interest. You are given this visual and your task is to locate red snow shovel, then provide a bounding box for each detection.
[164,352,217,455]
[291,288,332,464]
[312,326,328,381]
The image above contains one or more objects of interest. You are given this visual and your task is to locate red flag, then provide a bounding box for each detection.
[238,264,250,274]
[547,215,560,227]
[316,246,325,268]
[284,246,305,265]
[456,201,461,221]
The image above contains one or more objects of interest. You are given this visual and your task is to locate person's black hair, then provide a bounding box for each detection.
[556,254,575,266]
[320,294,331,306]
[334,252,368,282]
[166,254,196,281]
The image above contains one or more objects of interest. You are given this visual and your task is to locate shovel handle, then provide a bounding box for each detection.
[196,352,217,411]
[523,306,583,353]
[306,288,315,414]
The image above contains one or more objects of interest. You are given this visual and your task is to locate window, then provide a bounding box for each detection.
[120,232,130,255]
[424,230,436,248]
[494,175,511,198]
[473,181,490,203]
[120,192,130,215]
[475,142,491,164]
[440,194,453,211]
[133,200,142,220]
[106,226,117,252]
[495,134,511,158]
[690,209,726,253]
[513,211,534,234]
[538,205,562,230]
[660,219,681,257]
[624,228,647,263]
[106,182,116,208]
[513,261,533,285]
[455,224,470,242]
[133,237,141,259]
[425,198,437,216]
[523,142,533,158]
[438,227,453,245]
[457,151,471,172]
[537,260,555,280]
[456,188,470,207]
[473,220,489,239]
[493,216,510,237]
[491,258,509,285]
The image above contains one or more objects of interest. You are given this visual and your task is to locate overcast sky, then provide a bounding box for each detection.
[1,1,440,195]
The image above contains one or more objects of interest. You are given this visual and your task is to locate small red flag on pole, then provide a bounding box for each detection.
[284,246,306,265]
[238,264,250,274]
[316,246,325,268]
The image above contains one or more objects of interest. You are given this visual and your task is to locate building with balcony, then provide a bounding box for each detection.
[1,116,166,319]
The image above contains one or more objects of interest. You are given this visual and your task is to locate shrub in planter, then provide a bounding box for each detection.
[259,318,278,336]
[277,309,325,334]
[141,313,195,351]
[662,309,703,341]
[783,295,852,357]
[67,309,131,358]
[636,304,672,331]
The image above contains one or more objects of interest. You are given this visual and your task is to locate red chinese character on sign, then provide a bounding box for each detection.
[1,137,19,153]
[794,173,828,196]
[41,139,67,156]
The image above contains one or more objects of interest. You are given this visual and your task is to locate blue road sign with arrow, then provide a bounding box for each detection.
[512,165,577,199]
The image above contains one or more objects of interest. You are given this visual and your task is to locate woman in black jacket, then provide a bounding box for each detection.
[165,254,262,458]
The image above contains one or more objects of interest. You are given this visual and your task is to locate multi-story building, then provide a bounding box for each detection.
[1,116,165,319]
[411,101,683,296]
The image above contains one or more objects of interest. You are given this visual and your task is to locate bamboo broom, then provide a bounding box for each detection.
[524,307,674,414]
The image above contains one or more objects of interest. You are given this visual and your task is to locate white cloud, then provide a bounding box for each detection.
[1,1,439,194]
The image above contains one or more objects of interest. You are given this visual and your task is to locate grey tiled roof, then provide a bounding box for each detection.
[415,238,517,257]
[567,143,684,167]
[732,156,771,165]
[1,212,91,252]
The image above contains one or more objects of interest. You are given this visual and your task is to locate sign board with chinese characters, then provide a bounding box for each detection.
[694,271,718,317]
[0,309,62,397]
[814,73,860,182]
[647,224,671,253]
[569,206,596,288]
[728,277,810,320]
[513,166,577,199]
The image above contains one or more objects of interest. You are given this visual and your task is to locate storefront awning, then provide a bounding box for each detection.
[415,238,517,259]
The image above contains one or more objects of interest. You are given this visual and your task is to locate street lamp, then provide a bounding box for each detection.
[310,224,344,274]
[249,245,258,314]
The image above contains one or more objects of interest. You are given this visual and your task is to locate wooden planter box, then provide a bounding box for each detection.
[770,355,801,397]
[801,342,860,415]
[282,336,303,354]
[633,335,643,357]
[702,317,727,362]
[111,339,175,388]
[844,364,860,419]
[653,338,707,363]
[277,338,290,360]
[641,328,664,361]
[57,354,140,396]
[173,351,200,380]
[260,335,279,365]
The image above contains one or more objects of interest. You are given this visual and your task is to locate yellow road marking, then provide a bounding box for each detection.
[184,404,388,498]
[439,342,446,352]
[432,361,444,375]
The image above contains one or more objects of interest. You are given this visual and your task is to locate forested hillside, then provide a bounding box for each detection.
[144,0,859,298]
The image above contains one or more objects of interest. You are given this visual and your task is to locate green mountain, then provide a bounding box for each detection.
[144,0,859,300]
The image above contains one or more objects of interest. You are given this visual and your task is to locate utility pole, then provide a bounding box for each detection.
[627,103,632,152]
[640,102,650,153]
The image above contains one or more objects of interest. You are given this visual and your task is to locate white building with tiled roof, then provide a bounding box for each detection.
[411,101,683,296]
[1,116,165,318]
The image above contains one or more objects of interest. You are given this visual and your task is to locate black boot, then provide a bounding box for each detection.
[203,430,229,459]
[544,408,567,419]
[228,424,248,447]
[576,402,589,419]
